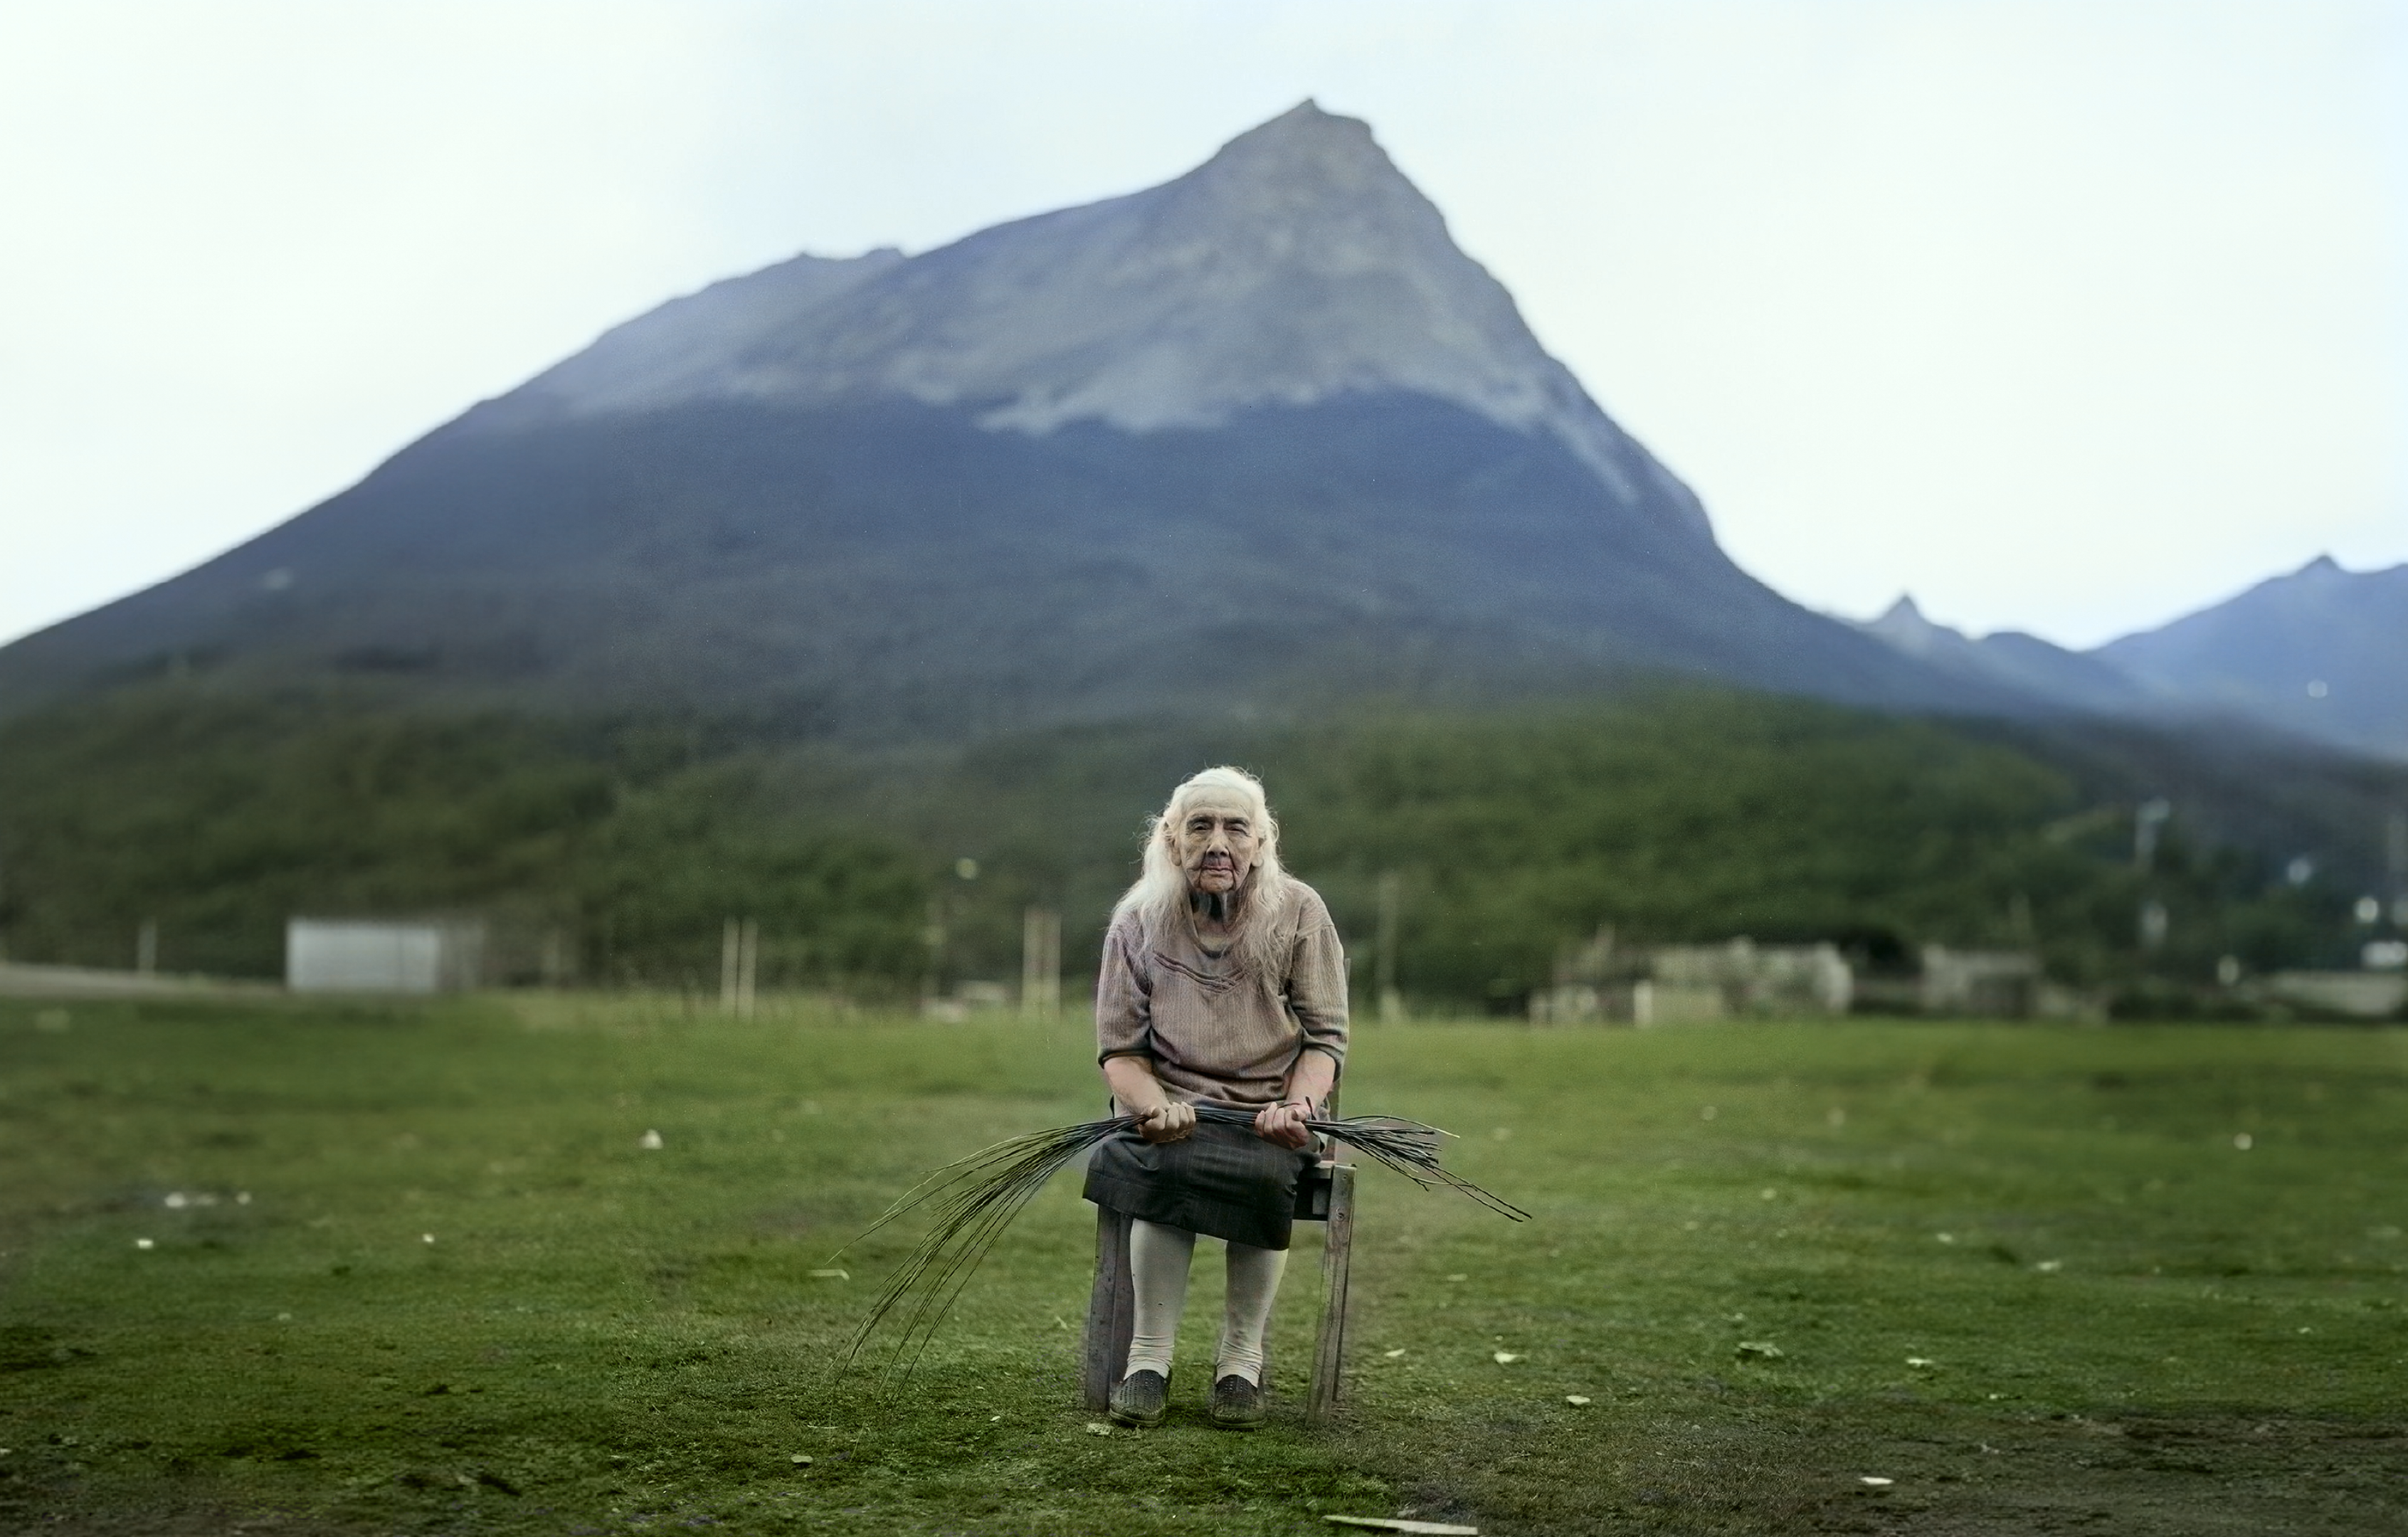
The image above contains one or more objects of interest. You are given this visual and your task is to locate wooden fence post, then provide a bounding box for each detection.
[1306,1163,1356,1424]
[1080,1207,1135,1412]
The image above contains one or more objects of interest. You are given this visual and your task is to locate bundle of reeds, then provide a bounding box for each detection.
[835,1104,1526,1377]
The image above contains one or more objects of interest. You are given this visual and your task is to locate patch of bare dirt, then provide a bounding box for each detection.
[1799,1414,2408,1536]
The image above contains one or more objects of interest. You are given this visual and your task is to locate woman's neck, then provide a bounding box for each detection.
[1188,888,1240,936]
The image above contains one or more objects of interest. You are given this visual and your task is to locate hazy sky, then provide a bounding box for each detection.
[2,0,2399,650]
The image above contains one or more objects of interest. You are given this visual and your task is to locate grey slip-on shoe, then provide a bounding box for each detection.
[1208,1374,1264,1430]
[1108,1369,1168,1428]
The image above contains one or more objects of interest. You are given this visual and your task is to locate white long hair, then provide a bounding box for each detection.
[1114,765,1295,978]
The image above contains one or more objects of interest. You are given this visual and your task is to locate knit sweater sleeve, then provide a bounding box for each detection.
[1284,887,1349,1069]
[1094,912,1153,1064]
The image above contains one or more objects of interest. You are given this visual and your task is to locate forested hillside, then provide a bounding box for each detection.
[3,685,2382,1011]
[0,692,925,989]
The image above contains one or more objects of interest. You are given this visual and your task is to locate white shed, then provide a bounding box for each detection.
[286,919,485,994]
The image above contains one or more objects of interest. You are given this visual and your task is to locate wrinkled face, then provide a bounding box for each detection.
[1174,787,1260,898]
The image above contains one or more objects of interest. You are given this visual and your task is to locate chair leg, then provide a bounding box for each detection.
[1080,1207,1135,1412]
[1306,1163,1356,1425]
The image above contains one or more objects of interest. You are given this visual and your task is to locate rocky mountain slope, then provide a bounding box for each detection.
[1854,559,2407,761]
[2096,556,2408,760]
[1855,597,2148,714]
[0,105,2084,736]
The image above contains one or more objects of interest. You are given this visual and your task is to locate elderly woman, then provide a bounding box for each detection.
[1084,766,1348,1430]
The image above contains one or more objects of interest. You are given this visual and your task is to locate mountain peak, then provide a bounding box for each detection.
[1859,594,1968,658]
[1194,99,1391,183]
[498,103,1710,538]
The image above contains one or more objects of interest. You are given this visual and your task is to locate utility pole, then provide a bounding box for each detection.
[2134,800,2172,963]
[2133,798,2172,871]
[1375,872,1403,1023]
[736,919,759,1019]
[721,918,757,1015]
[1021,908,1062,1015]
[2388,809,2408,929]
[721,919,741,1011]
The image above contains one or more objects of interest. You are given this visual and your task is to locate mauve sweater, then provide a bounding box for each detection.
[1094,878,1350,1106]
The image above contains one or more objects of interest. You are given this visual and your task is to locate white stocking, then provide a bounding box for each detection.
[1122,1219,1195,1379]
[1216,1241,1289,1385]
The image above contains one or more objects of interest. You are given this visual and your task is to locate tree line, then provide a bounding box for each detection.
[0,682,2384,1011]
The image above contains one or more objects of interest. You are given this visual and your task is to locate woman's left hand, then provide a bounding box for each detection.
[1253,1100,1314,1150]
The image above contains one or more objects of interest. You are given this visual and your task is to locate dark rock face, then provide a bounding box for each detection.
[0,394,1978,736]
[0,102,2000,734]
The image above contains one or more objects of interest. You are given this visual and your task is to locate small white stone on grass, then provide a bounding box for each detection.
[421,1233,435,1245]
[638,1129,664,1150]
[1491,1351,1523,1364]
[808,1268,849,1280]
[2034,1259,2062,1273]
[1735,1341,1783,1360]
[1906,1357,1934,1368]
[1383,1348,1408,1358]
[1564,1395,1591,1406]
[1859,1476,1894,1488]
[1084,1422,1111,1437]
[789,1454,811,1465]
[134,1238,154,1250]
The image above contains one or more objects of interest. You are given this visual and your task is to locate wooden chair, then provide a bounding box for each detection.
[1079,1123,1358,1425]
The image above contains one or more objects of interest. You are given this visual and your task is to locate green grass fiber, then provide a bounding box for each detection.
[3,996,2403,1534]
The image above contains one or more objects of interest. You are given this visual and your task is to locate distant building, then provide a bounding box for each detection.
[286,919,486,994]
[1916,945,2042,1018]
[1651,939,1854,1020]
[2254,971,2407,1020]
[1528,932,1851,1025]
[1528,931,2051,1024]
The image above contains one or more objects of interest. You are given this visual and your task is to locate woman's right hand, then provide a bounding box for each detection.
[1136,1102,1196,1143]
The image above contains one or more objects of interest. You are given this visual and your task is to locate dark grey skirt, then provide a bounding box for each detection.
[1083,1117,1313,1251]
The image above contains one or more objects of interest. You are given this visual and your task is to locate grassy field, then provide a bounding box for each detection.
[1,995,2403,1536]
